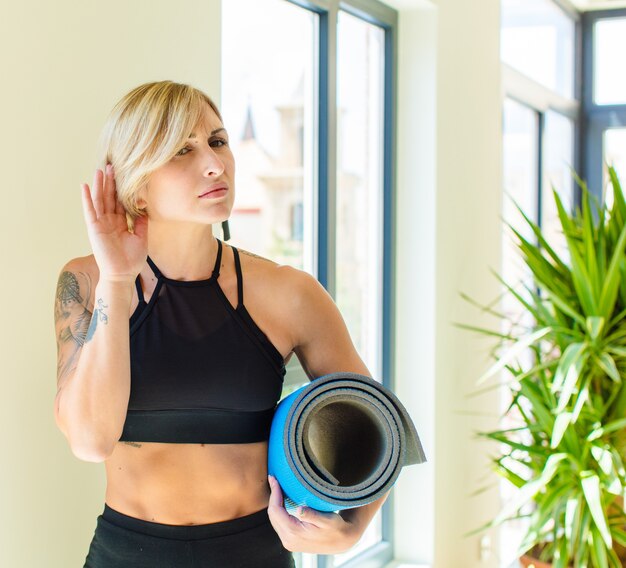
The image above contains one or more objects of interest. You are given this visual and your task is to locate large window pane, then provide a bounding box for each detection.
[502,98,538,368]
[222,0,318,273]
[503,99,539,277]
[500,98,539,568]
[542,110,574,257]
[335,10,384,380]
[333,10,385,566]
[594,18,626,105]
[603,128,626,208]
[501,0,575,98]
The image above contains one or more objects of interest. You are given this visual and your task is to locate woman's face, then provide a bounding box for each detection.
[138,103,235,225]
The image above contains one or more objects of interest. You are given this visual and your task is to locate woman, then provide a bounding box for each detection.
[54,80,388,567]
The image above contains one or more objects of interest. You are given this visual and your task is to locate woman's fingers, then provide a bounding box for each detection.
[103,164,117,213]
[267,476,290,521]
[81,183,97,225]
[294,506,337,529]
[267,476,299,530]
[132,211,149,239]
[91,168,104,218]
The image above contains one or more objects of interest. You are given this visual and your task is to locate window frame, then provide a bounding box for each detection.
[500,0,581,562]
[502,0,582,225]
[581,7,626,202]
[284,1,398,567]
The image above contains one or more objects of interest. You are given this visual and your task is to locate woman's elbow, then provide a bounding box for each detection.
[54,408,113,463]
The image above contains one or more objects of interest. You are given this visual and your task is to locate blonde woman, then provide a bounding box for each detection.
[54,81,388,567]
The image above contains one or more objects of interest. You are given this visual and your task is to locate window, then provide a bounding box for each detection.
[221,0,317,273]
[501,99,540,562]
[501,0,575,98]
[500,2,579,565]
[335,10,385,389]
[543,110,575,254]
[593,17,626,105]
[582,9,626,206]
[222,1,397,567]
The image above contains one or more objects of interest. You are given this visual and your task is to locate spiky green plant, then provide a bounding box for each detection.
[468,166,626,567]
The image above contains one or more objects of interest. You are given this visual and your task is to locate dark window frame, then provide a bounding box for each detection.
[581,8,626,203]
[285,1,398,567]
[502,0,582,228]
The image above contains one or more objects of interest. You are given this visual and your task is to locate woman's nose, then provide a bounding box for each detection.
[203,148,225,177]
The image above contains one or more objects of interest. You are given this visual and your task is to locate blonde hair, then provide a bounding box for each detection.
[97,80,222,227]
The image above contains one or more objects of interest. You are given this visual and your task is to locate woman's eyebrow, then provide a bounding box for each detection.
[188,128,226,139]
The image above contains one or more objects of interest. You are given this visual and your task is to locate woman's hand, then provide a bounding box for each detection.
[267,475,360,554]
[81,165,148,283]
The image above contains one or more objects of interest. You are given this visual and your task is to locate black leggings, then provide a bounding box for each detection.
[83,504,295,568]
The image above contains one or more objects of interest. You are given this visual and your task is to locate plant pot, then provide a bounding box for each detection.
[519,555,553,568]
[521,543,626,568]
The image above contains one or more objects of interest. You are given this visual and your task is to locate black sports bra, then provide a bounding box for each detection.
[118,239,286,444]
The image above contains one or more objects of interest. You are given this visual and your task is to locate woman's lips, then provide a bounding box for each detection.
[199,187,228,199]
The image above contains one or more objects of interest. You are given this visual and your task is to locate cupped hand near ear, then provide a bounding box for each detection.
[81,164,148,283]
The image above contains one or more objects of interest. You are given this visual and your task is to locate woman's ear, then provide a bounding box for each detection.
[135,186,148,209]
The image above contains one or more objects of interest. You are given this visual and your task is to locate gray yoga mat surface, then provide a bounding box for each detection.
[267,372,426,512]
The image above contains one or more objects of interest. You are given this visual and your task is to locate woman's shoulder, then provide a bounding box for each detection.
[60,253,98,274]
[56,254,100,311]
[235,246,325,307]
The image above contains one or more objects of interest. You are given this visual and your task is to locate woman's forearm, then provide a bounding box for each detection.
[56,279,133,461]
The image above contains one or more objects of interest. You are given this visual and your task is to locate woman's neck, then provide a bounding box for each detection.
[146,220,219,281]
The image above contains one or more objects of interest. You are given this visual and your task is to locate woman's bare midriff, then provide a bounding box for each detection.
[104,441,271,524]
[88,246,291,526]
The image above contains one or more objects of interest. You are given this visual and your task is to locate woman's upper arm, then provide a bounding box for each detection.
[284,268,371,381]
[53,257,97,423]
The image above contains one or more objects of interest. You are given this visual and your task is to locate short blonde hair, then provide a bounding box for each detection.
[97,80,222,227]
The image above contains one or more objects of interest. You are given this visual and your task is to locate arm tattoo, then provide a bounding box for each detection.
[238,249,276,264]
[85,298,109,343]
[55,271,93,381]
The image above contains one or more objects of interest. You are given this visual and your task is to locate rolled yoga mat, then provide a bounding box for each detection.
[268,372,426,513]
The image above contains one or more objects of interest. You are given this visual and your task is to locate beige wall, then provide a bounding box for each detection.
[392,0,502,566]
[0,1,221,566]
[1,0,504,566]
[434,0,502,565]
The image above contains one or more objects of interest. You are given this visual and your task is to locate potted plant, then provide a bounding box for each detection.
[465,166,626,567]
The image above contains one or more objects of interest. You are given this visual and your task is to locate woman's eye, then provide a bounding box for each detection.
[210,138,228,148]
[175,146,191,156]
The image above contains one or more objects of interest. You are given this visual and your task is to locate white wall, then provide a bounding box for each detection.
[393,2,438,564]
[392,0,503,566]
[0,2,221,566]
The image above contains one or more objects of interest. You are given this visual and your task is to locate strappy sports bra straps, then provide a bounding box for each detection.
[134,276,145,304]
[232,246,244,307]
[122,238,286,445]
[144,239,223,286]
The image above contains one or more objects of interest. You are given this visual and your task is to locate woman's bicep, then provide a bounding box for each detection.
[53,259,95,398]
[289,271,371,381]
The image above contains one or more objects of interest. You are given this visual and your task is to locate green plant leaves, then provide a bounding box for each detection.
[586,317,605,341]
[476,327,552,385]
[599,223,626,319]
[552,342,587,394]
[581,471,612,548]
[492,453,568,527]
[465,166,626,565]
[588,418,626,441]
[551,412,572,449]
